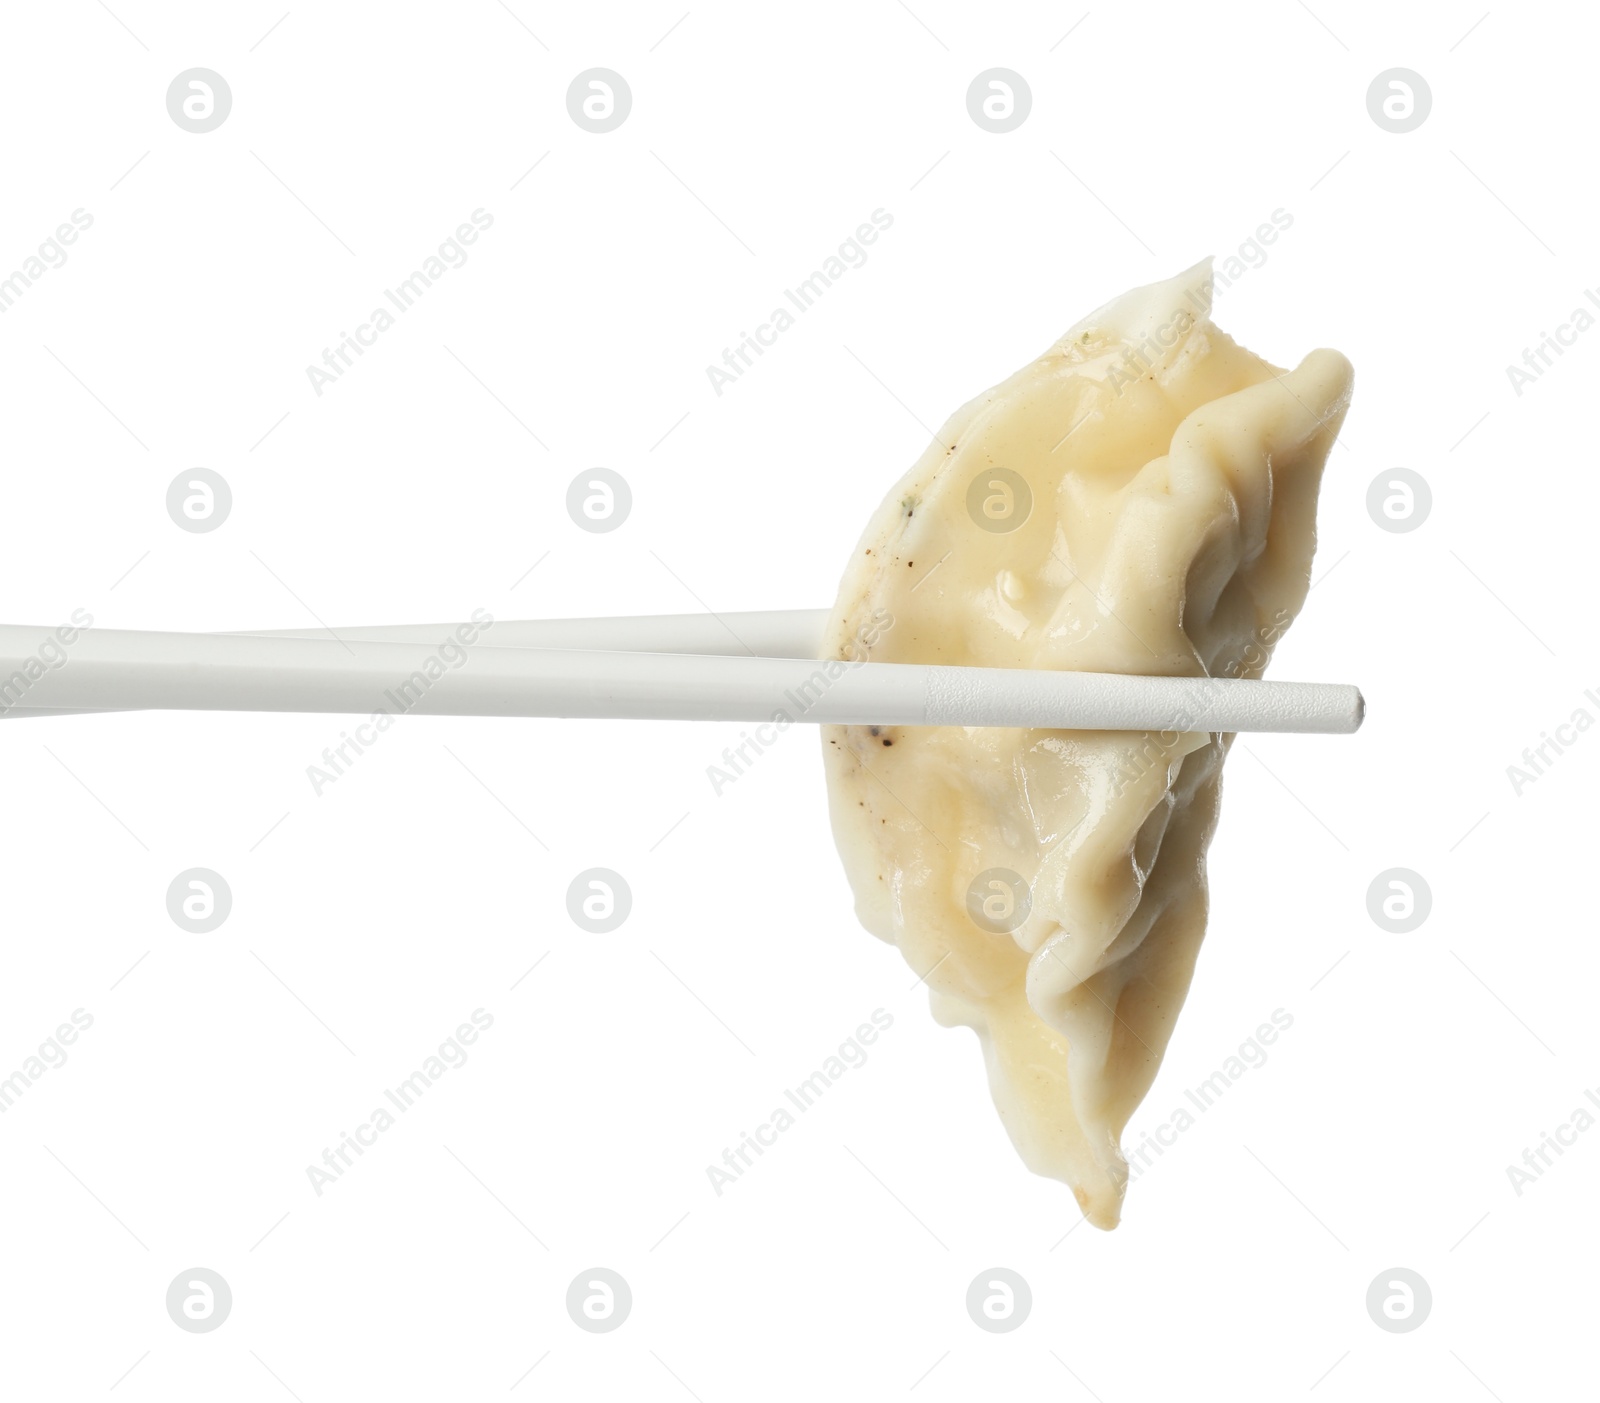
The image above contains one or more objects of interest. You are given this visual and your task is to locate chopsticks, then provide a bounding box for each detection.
[0,614,1363,735]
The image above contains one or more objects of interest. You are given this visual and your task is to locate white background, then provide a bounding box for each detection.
[0,0,1592,1397]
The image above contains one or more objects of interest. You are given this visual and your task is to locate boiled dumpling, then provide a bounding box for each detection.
[821,261,1353,1228]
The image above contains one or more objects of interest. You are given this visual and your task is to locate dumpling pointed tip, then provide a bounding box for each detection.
[1067,259,1219,355]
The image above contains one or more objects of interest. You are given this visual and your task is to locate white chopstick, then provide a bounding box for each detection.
[242,609,830,659]
[0,621,1363,734]
[0,611,827,719]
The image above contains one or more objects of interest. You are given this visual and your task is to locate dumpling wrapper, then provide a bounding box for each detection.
[820,261,1353,1229]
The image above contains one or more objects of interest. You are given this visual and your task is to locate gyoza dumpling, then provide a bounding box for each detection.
[821,261,1353,1228]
